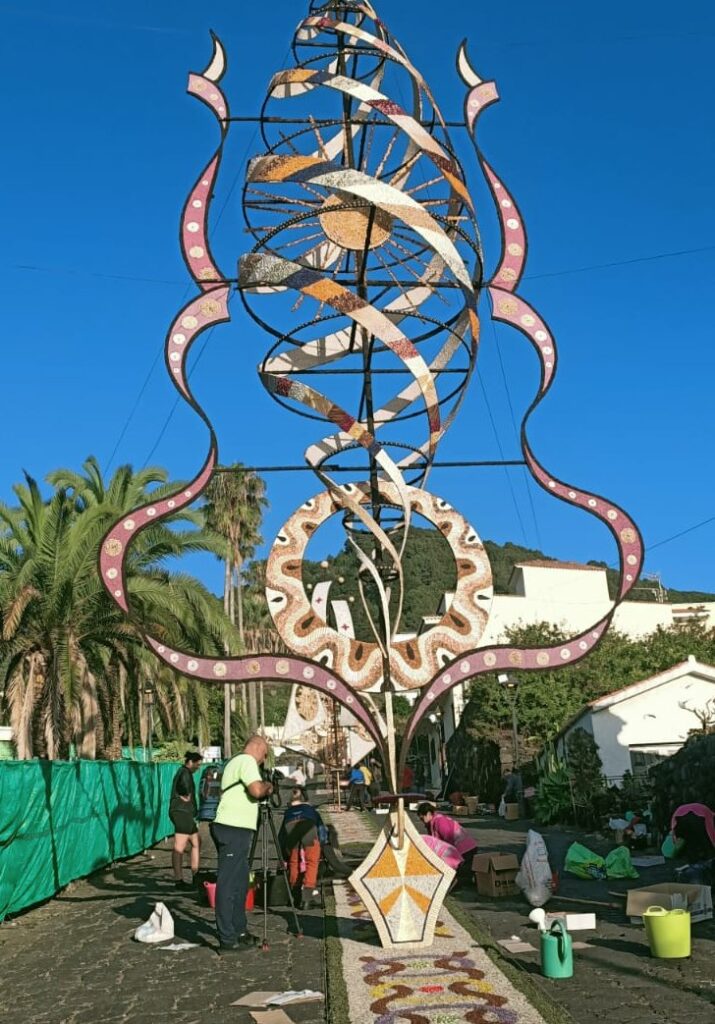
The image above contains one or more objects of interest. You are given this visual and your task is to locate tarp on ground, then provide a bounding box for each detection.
[0,759,179,920]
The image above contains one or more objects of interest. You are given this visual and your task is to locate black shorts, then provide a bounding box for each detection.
[170,808,198,835]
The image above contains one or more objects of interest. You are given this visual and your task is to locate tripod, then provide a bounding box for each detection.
[249,801,303,949]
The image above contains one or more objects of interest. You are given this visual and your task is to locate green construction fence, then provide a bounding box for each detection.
[0,759,181,921]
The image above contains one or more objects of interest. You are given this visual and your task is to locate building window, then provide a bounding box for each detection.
[629,749,667,777]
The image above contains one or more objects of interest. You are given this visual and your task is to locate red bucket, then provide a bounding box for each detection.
[204,881,254,910]
[204,881,217,908]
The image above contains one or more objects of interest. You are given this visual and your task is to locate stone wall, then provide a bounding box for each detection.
[650,733,715,830]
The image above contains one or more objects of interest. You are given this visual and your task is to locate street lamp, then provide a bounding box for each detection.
[143,681,155,763]
[498,673,520,770]
[428,708,446,790]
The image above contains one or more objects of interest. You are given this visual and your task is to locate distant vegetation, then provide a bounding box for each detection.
[298,529,715,639]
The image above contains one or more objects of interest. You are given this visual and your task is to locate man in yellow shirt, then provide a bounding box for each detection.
[211,735,273,953]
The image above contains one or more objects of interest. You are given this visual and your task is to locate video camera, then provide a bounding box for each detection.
[260,766,283,807]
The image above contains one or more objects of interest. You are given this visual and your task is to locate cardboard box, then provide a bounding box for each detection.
[625,883,713,924]
[504,803,519,821]
[473,853,519,897]
[545,912,596,931]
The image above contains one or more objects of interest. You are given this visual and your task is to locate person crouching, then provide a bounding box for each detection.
[279,787,324,909]
[417,801,478,888]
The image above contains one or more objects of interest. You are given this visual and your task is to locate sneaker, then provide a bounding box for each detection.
[174,880,193,891]
[302,888,321,910]
[218,943,240,956]
[236,932,259,947]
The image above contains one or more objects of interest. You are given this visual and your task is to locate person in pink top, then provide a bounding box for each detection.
[417,802,478,886]
[671,802,715,859]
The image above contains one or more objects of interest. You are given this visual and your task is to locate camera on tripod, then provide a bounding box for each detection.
[260,766,283,807]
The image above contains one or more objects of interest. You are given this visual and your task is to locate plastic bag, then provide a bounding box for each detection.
[498,797,506,818]
[422,834,462,870]
[564,842,606,880]
[661,833,685,859]
[134,902,174,943]
[608,817,629,831]
[604,846,639,879]
[516,829,553,906]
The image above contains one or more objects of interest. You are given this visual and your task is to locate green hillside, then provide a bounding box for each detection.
[298,530,714,640]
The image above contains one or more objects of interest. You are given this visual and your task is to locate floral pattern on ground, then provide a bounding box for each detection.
[362,950,520,1024]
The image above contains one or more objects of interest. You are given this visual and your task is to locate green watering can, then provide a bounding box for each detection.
[540,920,573,979]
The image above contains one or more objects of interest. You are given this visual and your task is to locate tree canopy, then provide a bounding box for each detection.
[0,457,239,759]
[458,620,715,754]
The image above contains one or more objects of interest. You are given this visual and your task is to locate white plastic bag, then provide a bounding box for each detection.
[498,797,506,818]
[515,829,552,907]
[134,902,174,943]
[608,817,629,831]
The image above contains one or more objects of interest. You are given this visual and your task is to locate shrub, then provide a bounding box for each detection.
[535,764,573,824]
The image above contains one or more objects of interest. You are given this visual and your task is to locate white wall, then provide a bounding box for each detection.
[478,589,714,646]
[582,672,715,778]
[514,565,610,605]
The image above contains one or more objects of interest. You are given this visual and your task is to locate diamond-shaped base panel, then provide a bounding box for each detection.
[349,813,454,948]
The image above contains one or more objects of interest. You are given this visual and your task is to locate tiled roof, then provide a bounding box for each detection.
[514,559,604,572]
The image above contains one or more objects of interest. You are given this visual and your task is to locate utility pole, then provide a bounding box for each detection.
[498,673,520,769]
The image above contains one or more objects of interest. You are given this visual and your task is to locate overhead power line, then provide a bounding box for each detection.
[10,240,714,291]
[648,513,715,553]
[523,244,715,282]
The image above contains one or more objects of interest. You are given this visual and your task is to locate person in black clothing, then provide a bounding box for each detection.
[278,788,325,909]
[169,751,203,889]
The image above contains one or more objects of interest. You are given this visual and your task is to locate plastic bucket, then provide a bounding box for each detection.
[203,881,255,911]
[643,906,691,959]
[204,881,217,908]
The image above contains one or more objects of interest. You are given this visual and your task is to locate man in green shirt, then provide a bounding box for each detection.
[211,735,273,953]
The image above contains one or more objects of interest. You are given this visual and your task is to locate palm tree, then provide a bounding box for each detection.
[0,461,238,759]
[203,465,268,742]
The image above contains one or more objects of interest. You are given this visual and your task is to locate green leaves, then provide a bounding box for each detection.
[535,764,573,825]
[0,456,242,759]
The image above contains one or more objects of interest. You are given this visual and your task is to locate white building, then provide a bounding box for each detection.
[477,560,714,646]
[419,560,715,788]
[307,559,714,790]
[552,656,715,781]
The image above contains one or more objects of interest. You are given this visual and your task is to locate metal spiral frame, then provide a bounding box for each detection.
[99,2,644,792]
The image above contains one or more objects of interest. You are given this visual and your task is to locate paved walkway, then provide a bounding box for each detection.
[4,801,710,1024]
[328,808,547,1024]
[451,815,715,1024]
[0,822,325,1024]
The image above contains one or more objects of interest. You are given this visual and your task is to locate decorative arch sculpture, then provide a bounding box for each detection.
[100,1,643,948]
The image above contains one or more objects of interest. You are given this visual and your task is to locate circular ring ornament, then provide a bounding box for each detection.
[265,482,493,691]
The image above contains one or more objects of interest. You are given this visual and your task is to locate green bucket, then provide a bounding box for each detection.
[643,906,691,959]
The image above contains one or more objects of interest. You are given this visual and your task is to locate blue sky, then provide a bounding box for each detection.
[2,0,714,596]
